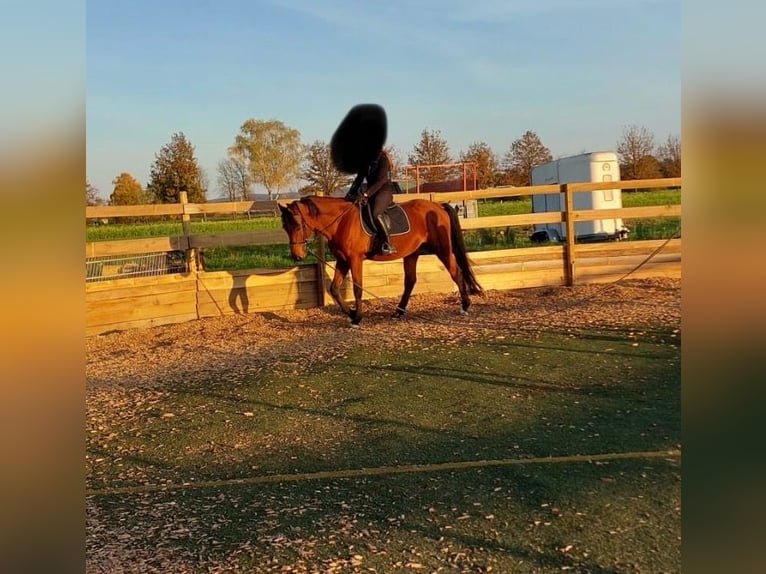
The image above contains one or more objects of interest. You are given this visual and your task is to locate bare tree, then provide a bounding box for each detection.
[217,156,252,201]
[616,125,661,180]
[301,140,351,196]
[407,129,454,182]
[502,130,552,186]
[198,169,210,199]
[384,145,403,180]
[657,134,681,177]
[86,180,103,206]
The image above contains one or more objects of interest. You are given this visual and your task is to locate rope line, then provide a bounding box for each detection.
[86,448,681,497]
[499,225,682,329]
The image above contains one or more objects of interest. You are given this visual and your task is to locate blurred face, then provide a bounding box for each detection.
[279,203,308,261]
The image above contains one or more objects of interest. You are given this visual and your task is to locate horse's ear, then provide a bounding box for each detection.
[278,203,287,214]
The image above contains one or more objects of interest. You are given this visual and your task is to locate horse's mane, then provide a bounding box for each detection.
[299,197,320,217]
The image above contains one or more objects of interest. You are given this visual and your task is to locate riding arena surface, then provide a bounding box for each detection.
[86,278,681,573]
[87,278,680,389]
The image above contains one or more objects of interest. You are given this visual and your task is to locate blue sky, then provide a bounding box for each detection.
[1,0,83,150]
[87,0,680,200]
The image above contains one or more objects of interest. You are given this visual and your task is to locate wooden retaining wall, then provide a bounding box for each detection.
[196,266,319,319]
[85,240,681,336]
[86,273,199,335]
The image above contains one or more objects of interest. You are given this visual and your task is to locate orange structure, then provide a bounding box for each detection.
[404,162,478,193]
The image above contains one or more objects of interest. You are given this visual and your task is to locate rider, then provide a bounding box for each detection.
[346,149,397,255]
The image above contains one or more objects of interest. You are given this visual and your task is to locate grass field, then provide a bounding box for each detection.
[87,327,681,572]
[85,214,281,242]
[86,188,681,270]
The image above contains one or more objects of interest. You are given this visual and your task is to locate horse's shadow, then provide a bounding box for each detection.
[196,265,250,315]
[226,274,250,314]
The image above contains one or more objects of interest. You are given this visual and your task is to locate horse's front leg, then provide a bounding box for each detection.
[328,259,354,320]
[392,253,420,319]
[348,257,364,326]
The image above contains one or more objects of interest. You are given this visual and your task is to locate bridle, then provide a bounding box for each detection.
[288,206,314,247]
[287,200,356,248]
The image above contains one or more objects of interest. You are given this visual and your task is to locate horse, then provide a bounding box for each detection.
[279,196,483,325]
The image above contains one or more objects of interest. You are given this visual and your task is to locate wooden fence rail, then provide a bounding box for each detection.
[85,178,681,335]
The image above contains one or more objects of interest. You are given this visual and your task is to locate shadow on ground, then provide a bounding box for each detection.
[87,327,681,573]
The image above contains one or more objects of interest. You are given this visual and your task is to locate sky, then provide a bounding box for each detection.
[86,0,680,200]
[1,0,83,150]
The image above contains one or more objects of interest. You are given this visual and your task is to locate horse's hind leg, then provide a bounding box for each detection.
[392,253,419,318]
[328,259,354,320]
[436,250,470,315]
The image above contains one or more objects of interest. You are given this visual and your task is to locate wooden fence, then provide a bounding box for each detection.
[85,178,681,335]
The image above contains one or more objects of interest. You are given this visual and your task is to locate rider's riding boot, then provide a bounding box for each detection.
[375,214,396,254]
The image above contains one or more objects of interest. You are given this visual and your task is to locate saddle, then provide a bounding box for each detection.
[359,203,410,237]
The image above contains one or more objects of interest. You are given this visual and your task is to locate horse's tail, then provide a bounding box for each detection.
[442,203,483,296]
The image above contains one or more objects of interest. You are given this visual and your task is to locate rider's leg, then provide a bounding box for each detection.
[371,191,396,254]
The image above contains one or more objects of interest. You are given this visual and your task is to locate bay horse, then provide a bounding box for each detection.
[279,196,482,325]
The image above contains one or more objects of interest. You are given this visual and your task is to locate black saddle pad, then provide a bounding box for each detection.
[360,203,410,236]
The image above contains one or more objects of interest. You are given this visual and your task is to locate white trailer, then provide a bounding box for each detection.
[530,151,628,242]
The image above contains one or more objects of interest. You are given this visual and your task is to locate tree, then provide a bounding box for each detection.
[459,141,499,190]
[231,118,303,201]
[147,132,207,203]
[501,130,552,186]
[407,128,453,182]
[297,183,321,196]
[301,140,351,196]
[383,145,403,180]
[217,155,252,201]
[616,124,661,180]
[198,169,210,199]
[109,172,145,205]
[86,180,103,206]
[657,134,681,177]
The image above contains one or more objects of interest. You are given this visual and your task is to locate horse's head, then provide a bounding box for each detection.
[279,201,310,261]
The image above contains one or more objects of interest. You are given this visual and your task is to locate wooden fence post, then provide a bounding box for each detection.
[562,183,576,286]
[180,191,201,320]
[179,191,198,274]
[314,192,327,307]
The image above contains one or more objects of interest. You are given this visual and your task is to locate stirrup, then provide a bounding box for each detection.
[381,242,396,254]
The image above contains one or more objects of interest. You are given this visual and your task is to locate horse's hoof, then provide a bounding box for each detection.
[460,308,468,316]
[350,323,360,329]
[391,308,405,319]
